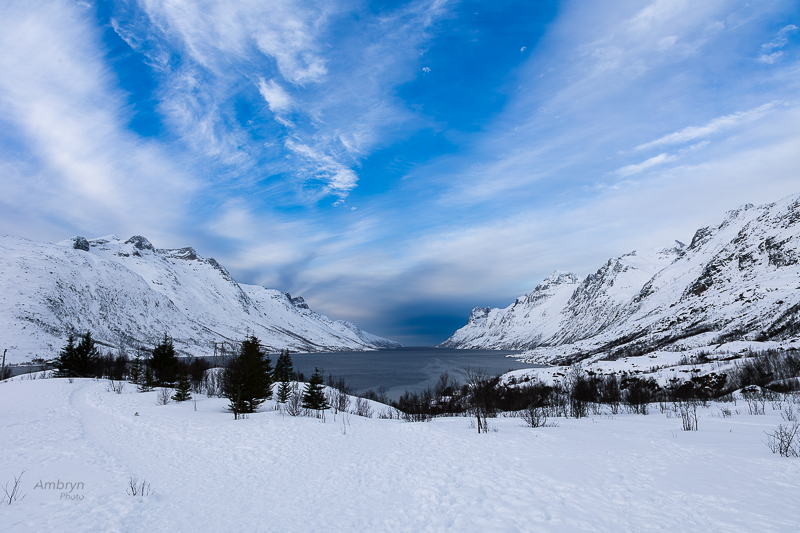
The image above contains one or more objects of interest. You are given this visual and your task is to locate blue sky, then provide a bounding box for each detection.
[1,0,799,345]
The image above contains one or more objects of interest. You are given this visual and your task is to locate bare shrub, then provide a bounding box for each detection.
[675,399,700,431]
[764,422,800,457]
[462,366,500,433]
[352,397,373,418]
[521,405,549,428]
[362,386,390,405]
[742,386,767,415]
[377,406,399,419]
[285,383,303,417]
[624,377,657,415]
[325,375,353,415]
[106,379,126,394]
[721,407,732,418]
[564,365,594,419]
[2,470,26,504]
[126,476,153,496]
[156,387,172,406]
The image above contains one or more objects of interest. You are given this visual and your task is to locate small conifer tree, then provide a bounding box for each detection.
[150,332,178,386]
[53,334,78,378]
[276,380,292,404]
[138,365,156,392]
[172,372,192,402]
[222,335,273,418]
[75,331,101,377]
[129,354,143,385]
[302,367,330,415]
[274,350,294,404]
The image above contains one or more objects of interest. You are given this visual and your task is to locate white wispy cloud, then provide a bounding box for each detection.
[762,24,798,50]
[758,24,797,63]
[0,0,195,240]
[285,141,359,198]
[120,0,451,203]
[615,153,677,176]
[759,51,784,64]
[257,78,292,114]
[634,102,776,151]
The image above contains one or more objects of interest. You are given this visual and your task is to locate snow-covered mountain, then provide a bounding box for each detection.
[442,193,800,364]
[0,234,400,363]
[440,271,583,349]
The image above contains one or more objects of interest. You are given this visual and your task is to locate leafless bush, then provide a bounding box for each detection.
[285,383,303,417]
[377,406,400,419]
[352,397,373,418]
[675,399,700,431]
[2,470,26,504]
[126,476,153,496]
[462,366,500,433]
[521,405,549,428]
[764,422,800,457]
[781,405,797,422]
[68,377,75,384]
[156,387,172,406]
[742,386,767,415]
[327,387,352,416]
[721,407,732,418]
[106,379,126,394]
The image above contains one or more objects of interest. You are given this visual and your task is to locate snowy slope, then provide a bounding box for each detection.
[440,271,583,349]
[443,193,800,364]
[549,243,685,345]
[2,377,800,532]
[0,234,400,363]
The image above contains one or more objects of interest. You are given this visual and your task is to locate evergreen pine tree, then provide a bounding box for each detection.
[74,331,101,378]
[302,367,330,413]
[276,380,292,404]
[172,371,192,402]
[274,350,294,404]
[222,335,273,418]
[129,354,143,385]
[150,332,178,386]
[138,365,156,392]
[274,350,293,382]
[53,334,78,378]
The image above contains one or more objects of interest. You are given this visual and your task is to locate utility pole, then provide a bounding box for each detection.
[1,349,7,381]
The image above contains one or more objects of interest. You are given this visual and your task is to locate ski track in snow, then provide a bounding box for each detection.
[2,379,800,532]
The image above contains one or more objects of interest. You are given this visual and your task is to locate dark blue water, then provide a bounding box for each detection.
[6,348,544,401]
[287,347,542,400]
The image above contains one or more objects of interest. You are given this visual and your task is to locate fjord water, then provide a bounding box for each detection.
[289,346,541,400]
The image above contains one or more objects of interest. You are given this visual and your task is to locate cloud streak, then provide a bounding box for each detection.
[0,0,195,241]
[634,102,777,151]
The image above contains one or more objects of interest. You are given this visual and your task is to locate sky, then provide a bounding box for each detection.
[1,0,799,346]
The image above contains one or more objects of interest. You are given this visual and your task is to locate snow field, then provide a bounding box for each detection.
[2,378,800,532]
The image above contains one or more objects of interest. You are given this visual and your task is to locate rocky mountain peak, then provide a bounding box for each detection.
[125,235,155,251]
[69,236,90,251]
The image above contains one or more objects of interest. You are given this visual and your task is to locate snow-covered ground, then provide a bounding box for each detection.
[2,377,800,532]
[506,339,800,389]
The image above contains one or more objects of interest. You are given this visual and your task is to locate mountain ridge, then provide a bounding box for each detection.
[441,193,800,364]
[0,233,400,364]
